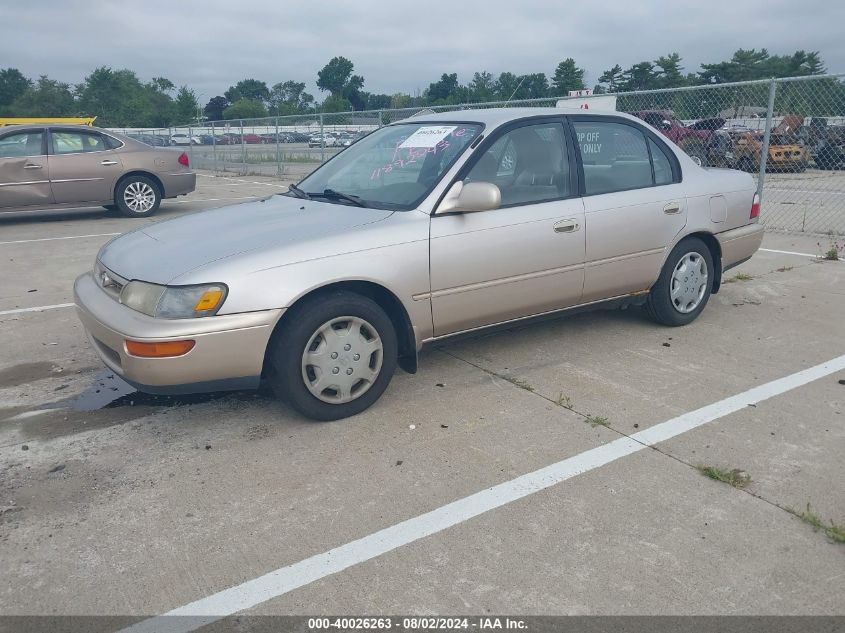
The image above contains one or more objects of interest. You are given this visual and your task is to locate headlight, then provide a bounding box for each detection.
[120,281,227,319]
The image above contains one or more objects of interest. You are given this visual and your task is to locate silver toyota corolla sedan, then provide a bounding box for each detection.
[75,108,763,420]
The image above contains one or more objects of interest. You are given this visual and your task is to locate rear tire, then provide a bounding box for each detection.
[267,291,398,421]
[646,237,714,327]
[115,175,161,218]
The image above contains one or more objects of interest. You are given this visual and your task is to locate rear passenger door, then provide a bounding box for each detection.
[570,116,687,302]
[47,129,123,204]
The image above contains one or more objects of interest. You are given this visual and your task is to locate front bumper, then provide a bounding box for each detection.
[74,271,283,394]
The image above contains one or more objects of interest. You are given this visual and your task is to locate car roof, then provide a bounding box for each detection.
[392,107,643,129]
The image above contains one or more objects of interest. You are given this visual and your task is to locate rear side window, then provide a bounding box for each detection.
[52,131,106,154]
[649,138,674,185]
[573,121,656,195]
[0,130,44,158]
[104,135,123,150]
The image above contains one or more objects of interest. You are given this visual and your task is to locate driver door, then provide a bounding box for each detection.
[429,120,586,336]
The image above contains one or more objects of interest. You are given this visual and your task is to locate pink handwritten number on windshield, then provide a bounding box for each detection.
[371,131,472,181]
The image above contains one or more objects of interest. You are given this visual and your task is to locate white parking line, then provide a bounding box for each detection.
[0,233,119,246]
[0,303,74,316]
[121,353,845,633]
[196,174,288,188]
[759,247,833,259]
[167,196,261,204]
[766,187,845,197]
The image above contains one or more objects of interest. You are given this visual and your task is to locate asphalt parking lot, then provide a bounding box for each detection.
[1,173,843,627]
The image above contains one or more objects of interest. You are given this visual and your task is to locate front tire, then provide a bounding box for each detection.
[646,237,714,326]
[267,291,398,421]
[115,175,161,218]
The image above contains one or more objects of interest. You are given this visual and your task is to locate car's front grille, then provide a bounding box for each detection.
[94,261,127,301]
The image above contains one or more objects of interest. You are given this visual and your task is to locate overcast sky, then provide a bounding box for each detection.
[2,0,843,103]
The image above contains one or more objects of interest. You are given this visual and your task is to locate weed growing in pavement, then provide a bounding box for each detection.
[724,272,754,283]
[556,393,574,409]
[695,465,751,488]
[818,233,843,261]
[585,415,609,428]
[502,375,534,392]
[774,266,794,273]
[789,503,845,544]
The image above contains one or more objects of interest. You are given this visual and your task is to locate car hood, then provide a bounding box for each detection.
[98,195,394,285]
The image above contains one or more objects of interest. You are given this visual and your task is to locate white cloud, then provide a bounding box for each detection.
[2,0,843,103]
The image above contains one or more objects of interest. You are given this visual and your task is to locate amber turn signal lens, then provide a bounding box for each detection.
[125,339,195,358]
[194,289,224,312]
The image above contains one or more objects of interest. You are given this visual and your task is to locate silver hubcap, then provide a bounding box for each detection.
[123,181,156,213]
[670,252,708,314]
[301,316,383,404]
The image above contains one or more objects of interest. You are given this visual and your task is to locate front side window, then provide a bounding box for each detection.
[52,131,106,155]
[573,121,654,195]
[464,122,571,206]
[0,130,44,158]
[296,122,482,210]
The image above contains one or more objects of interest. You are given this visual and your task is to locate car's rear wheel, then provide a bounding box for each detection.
[267,291,398,421]
[646,237,714,326]
[115,175,161,218]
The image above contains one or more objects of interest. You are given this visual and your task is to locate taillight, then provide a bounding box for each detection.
[178,152,190,167]
[750,193,760,220]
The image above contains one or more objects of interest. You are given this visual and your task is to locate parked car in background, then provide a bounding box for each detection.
[731,116,810,173]
[632,110,732,167]
[75,108,762,421]
[801,117,845,170]
[198,134,216,145]
[170,133,201,146]
[308,133,336,148]
[1,124,195,217]
[129,133,170,147]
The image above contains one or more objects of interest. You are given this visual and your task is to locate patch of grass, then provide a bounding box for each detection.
[818,235,843,261]
[724,272,754,283]
[555,393,574,409]
[585,415,609,428]
[502,375,534,392]
[789,504,845,544]
[774,266,794,273]
[695,465,751,489]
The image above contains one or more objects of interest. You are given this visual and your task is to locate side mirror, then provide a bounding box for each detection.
[436,181,501,214]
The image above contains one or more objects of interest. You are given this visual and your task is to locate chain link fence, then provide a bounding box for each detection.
[114,74,845,235]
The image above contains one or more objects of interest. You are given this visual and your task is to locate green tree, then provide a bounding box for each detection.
[390,93,413,109]
[597,64,624,92]
[426,73,463,103]
[552,58,585,95]
[224,79,270,104]
[204,96,229,121]
[320,94,353,113]
[317,57,358,95]
[467,71,496,102]
[10,76,75,117]
[621,62,659,91]
[0,68,31,112]
[76,67,162,126]
[223,98,268,120]
[654,53,686,87]
[268,80,314,115]
[174,86,199,123]
[362,92,391,110]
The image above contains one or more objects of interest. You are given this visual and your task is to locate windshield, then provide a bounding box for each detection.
[296,122,482,210]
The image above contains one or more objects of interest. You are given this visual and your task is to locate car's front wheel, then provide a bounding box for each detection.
[115,175,161,218]
[646,237,714,326]
[267,291,398,421]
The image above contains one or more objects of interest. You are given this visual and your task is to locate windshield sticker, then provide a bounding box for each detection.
[399,126,457,149]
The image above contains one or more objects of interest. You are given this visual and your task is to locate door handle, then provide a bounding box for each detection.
[101,160,119,166]
[553,219,581,233]
[23,163,42,169]
[663,202,682,214]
